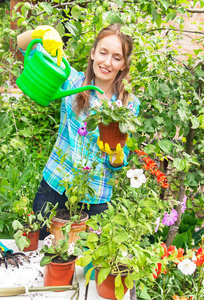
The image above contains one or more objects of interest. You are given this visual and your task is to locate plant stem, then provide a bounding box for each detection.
[196,266,203,300]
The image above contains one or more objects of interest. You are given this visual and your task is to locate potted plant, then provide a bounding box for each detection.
[84,99,141,149]
[50,131,100,244]
[76,143,171,300]
[40,222,82,287]
[12,195,57,251]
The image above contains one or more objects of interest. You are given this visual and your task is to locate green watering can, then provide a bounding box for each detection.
[16,39,104,106]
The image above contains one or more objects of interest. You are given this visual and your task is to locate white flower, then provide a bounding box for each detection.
[126,168,146,188]
[68,242,75,256]
[108,101,114,110]
[43,239,52,248]
[115,99,123,107]
[92,100,100,108]
[178,259,196,275]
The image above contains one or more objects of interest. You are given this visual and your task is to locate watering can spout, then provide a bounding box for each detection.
[53,85,104,100]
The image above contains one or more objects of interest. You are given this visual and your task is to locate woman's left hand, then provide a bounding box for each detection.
[97,137,124,166]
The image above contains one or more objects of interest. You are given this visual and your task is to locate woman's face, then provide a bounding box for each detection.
[91,34,126,86]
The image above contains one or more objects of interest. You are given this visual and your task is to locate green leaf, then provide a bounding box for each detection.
[70,196,78,204]
[75,255,92,267]
[39,2,53,15]
[119,121,129,134]
[40,255,52,267]
[165,11,177,22]
[173,158,187,171]
[115,282,124,300]
[108,241,116,255]
[160,0,169,10]
[151,8,158,22]
[190,116,200,129]
[87,232,99,243]
[97,267,111,285]
[113,230,129,243]
[86,118,98,131]
[93,245,110,259]
[85,267,95,284]
[115,274,122,287]
[158,139,173,153]
[124,273,134,289]
[112,215,126,225]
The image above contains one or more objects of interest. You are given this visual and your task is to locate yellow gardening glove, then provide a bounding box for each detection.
[31,25,63,66]
[97,137,124,165]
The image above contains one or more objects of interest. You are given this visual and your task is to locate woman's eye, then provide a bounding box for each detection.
[114,57,121,61]
[100,52,106,55]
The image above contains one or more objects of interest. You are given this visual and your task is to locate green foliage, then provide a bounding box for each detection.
[55,133,100,218]
[0,94,60,236]
[12,201,57,251]
[85,99,141,134]
[40,222,82,267]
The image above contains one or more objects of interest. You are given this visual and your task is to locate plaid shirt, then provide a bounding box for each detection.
[26,44,140,204]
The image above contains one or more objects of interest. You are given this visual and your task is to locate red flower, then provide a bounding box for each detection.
[153,262,167,279]
[27,214,30,217]
[194,248,204,266]
[22,233,27,236]
[31,212,34,214]
[134,149,147,156]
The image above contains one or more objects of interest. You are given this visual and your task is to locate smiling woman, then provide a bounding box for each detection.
[17,23,140,239]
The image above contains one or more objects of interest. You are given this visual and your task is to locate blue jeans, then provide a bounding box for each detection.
[33,178,109,239]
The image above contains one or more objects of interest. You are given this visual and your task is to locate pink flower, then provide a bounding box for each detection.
[154,217,160,233]
[127,103,133,110]
[89,227,101,235]
[83,166,90,170]
[181,195,187,214]
[78,122,88,136]
[6,10,9,13]
[162,209,178,226]
[83,166,91,173]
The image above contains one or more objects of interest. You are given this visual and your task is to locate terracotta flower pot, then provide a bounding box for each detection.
[98,122,127,150]
[95,268,128,300]
[44,256,77,287]
[23,229,40,252]
[50,212,89,244]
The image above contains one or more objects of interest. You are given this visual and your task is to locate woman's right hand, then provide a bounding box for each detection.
[31,25,63,66]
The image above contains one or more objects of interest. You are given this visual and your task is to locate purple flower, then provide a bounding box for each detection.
[78,122,87,136]
[154,217,160,233]
[181,195,187,214]
[162,209,178,226]
[89,227,101,235]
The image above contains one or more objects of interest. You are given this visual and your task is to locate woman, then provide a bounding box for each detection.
[17,23,140,239]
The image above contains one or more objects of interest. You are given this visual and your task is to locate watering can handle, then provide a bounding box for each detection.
[24,39,71,78]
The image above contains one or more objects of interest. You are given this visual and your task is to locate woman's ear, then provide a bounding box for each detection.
[120,64,126,72]
[91,48,95,60]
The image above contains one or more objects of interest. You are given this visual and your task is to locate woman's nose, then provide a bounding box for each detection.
[104,55,111,66]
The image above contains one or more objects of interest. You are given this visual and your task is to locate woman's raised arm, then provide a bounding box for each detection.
[17,30,34,51]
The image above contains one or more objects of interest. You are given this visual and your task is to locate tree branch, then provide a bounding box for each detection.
[145,27,204,36]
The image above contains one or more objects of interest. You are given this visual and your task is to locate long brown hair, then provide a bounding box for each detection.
[75,23,133,116]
